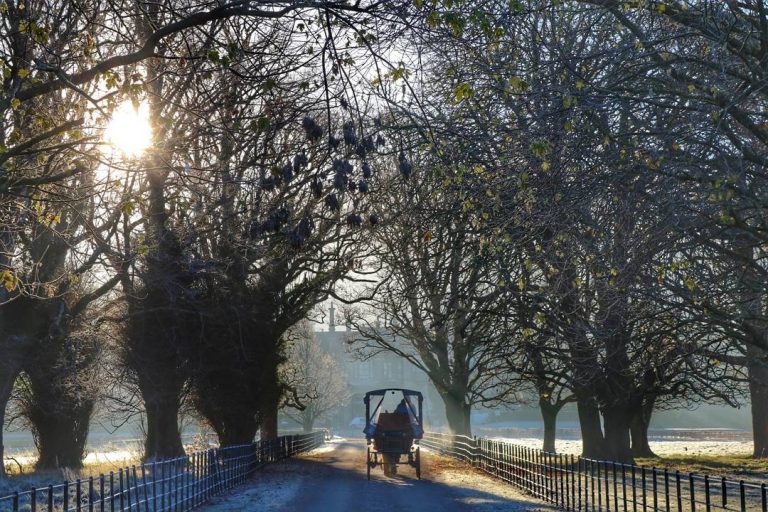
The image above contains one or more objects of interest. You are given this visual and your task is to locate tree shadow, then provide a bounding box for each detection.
[273,440,557,512]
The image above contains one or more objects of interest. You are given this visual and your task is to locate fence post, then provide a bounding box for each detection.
[119,469,124,512]
[705,475,711,512]
[88,476,94,512]
[690,473,696,512]
[721,477,727,509]
[210,450,216,498]
[151,463,157,512]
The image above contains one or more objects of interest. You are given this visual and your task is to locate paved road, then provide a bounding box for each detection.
[201,440,551,512]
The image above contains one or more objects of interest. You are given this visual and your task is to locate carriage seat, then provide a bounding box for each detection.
[376,412,413,433]
[373,412,414,453]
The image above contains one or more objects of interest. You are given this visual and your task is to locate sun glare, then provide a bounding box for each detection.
[105,101,152,158]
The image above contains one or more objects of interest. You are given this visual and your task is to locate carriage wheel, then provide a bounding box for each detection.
[367,447,371,480]
[415,446,421,480]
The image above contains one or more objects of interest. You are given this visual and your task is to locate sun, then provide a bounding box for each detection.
[105,101,152,158]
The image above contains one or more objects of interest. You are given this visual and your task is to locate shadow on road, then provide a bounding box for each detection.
[277,440,554,512]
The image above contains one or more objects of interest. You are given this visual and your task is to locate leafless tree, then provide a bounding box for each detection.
[282,320,351,433]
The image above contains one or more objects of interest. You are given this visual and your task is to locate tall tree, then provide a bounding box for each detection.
[282,320,351,433]
[352,158,516,436]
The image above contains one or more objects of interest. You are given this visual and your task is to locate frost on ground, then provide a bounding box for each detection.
[199,461,305,512]
[198,439,343,512]
[201,439,554,512]
[494,438,753,457]
[424,449,554,512]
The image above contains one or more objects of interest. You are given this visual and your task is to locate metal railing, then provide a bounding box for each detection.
[0,431,325,512]
[422,432,768,512]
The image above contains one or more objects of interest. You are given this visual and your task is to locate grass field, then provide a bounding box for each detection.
[636,453,767,480]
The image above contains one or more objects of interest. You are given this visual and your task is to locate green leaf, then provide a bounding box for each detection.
[391,66,407,81]
[260,116,272,131]
[530,140,551,157]
[454,82,474,102]
[262,78,277,92]
[443,12,465,37]
[509,75,528,92]
[426,10,440,28]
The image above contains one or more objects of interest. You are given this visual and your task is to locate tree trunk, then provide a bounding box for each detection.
[214,414,258,447]
[24,335,98,470]
[630,398,657,458]
[747,346,768,458]
[259,359,282,441]
[143,389,185,460]
[34,405,93,470]
[194,379,260,447]
[440,391,471,436]
[577,398,604,459]
[0,365,17,478]
[732,236,768,458]
[302,414,315,433]
[602,405,633,463]
[539,400,559,453]
[260,404,278,441]
[0,339,29,478]
[30,392,94,470]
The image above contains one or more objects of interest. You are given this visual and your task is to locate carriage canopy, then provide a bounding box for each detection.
[363,388,424,439]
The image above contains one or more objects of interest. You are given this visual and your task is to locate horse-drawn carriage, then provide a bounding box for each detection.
[363,388,423,479]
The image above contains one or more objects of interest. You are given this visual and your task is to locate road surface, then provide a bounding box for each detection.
[200,439,552,512]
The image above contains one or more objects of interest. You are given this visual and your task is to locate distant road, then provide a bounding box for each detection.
[200,439,551,512]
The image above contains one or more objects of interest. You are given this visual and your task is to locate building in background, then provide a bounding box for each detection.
[316,304,444,431]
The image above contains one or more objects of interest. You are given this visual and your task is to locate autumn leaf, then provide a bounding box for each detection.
[0,270,17,292]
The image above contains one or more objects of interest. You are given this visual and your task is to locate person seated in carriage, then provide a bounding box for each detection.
[363,390,424,439]
[363,389,424,479]
[371,400,414,439]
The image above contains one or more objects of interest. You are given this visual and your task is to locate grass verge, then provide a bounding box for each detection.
[636,454,767,480]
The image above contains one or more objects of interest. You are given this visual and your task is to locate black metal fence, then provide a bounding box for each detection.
[0,431,325,512]
[422,432,768,512]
